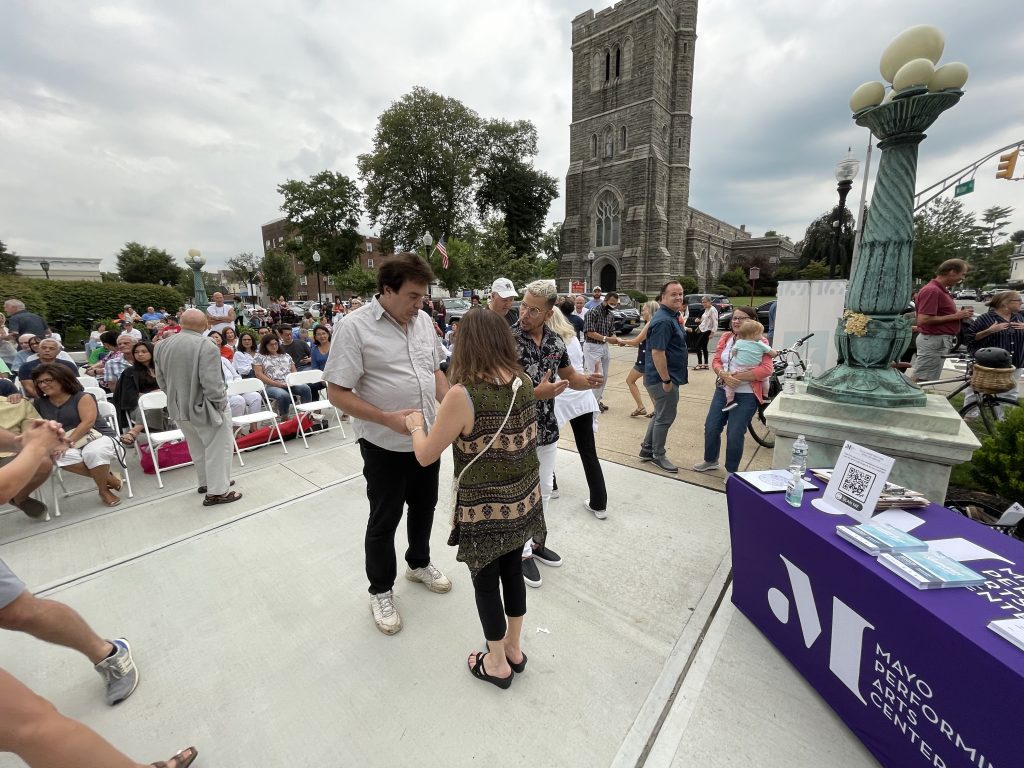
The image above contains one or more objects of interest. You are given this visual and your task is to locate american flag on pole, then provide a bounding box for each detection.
[433,236,449,269]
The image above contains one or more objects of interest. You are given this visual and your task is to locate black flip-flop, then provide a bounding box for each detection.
[197,480,235,494]
[468,651,513,689]
[203,490,242,506]
[483,640,527,674]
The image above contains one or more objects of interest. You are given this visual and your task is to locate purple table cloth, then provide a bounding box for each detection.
[728,474,1024,768]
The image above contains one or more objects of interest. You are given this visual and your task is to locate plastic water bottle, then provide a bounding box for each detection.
[784,464,805,507]
[783,352,799,394]
[791,434,809,474]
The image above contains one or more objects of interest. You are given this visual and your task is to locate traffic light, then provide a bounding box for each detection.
[996,149,1018,180]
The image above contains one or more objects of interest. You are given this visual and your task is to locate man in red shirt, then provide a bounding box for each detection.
[912,258,973,382]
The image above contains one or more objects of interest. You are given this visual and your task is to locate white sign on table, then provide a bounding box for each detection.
[811,440,895,523]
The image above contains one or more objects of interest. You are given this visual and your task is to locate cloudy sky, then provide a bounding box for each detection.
[2,0,1022,273]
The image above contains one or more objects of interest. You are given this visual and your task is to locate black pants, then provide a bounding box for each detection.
[568,412,607,510]
[695,330,712,365]
[359,439,440,594]
[473,549,527,641]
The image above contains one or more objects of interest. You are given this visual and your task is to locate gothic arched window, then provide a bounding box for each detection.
[604,128,613,158]
[620,126,627,151]
[605,52,610,82]
[591,134,598,157]
[615,47,621,78]
[595,192,621,248]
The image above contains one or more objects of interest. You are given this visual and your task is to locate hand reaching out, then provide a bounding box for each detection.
[534,369,569,400]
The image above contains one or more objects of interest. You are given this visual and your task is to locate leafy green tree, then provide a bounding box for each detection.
[795,208,855,276]
[101,272,123,283]
[1010,230,1024,245]
[0,240,18,275]
[475,120,558,257]
[764,230,779,237]
[676,275,699,294]
[227,252,262,298]
[173,268,221,302]
[260,249,295,300]
[967,205,1015,288]
[538,222,562,261]
[798,261,830,280]
[774,265,800,283]
[358,87,483,251]
[977,205,1014,254]
[912,198,980,280]
[116,242,180,285]
[426,237,474,295]
[277,171,363,276]
[333,262,378,298]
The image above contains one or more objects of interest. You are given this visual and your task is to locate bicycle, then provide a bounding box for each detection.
[747,332,815,449]
[915,355,1019,438]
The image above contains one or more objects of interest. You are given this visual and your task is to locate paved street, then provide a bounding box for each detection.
[0,390,880,767]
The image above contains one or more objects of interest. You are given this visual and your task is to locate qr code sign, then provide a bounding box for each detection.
[838,463,876,502]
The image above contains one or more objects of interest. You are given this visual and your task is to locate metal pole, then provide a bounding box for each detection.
[850,133,873,277]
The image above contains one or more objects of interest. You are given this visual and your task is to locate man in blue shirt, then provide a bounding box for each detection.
[640,281,688,473]
[140,307,164,325]
[583,287,603,310]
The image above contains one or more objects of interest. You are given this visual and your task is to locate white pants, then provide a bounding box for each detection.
[179,414,234,496]
[583,341,611,403]
[229,392,262,417]
[56,437,116,470]
[523,441,559,557]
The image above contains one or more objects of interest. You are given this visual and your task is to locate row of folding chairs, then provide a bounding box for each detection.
[136,371,345,488]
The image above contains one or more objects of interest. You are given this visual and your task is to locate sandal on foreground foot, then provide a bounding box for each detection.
[484,640,527,674]
[203,490,243,506]
[468,651,513,689]
[197,480,235,494]
[151,746,198,768]
[630,407,647,417]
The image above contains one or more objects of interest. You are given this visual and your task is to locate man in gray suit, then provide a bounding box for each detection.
[154,309,241,506]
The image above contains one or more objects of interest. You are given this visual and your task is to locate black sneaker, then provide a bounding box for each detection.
[532,544,562,567]
[522,557,542,588]
[639,446,654,462]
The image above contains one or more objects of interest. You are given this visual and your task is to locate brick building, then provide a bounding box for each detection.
[559,0,789,294]
[259,217,393,300]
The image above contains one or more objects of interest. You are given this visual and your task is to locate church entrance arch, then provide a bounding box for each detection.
[599,264,617,292]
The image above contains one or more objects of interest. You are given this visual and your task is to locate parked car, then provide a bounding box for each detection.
[610,295,642,335]
[955,289,979,301]
[683,294,734,331]
[441,297,473,324]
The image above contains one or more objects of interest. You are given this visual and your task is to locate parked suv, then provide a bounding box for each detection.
[683,294,733,331]
[610,295,642,335]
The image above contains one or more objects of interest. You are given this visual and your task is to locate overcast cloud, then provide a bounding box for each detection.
[2,0,1022,272]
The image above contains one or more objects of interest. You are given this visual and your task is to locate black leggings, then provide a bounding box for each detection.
[472,548,527,641]
[568,412,607,510]
[695,330,712,365]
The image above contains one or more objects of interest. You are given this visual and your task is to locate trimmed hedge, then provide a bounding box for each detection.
[623,289,648,303]
[0,276,186,327]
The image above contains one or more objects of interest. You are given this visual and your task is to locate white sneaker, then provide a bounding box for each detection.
[550,488,560,499]
[405,563,452,593]
[369,590,402,635]
[584,500,607,520]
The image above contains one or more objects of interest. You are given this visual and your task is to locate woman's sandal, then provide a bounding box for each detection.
[151,746,199,768]
[506,651,527,673]
[203,490,243,506]
[630,407,647,417]
[468,652,513,689]
[107,473,123,492]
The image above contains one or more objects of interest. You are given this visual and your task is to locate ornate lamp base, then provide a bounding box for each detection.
[807,364,926,407]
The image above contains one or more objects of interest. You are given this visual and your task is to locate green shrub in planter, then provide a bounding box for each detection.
[969,406,1024,504]
[623,289,648,304]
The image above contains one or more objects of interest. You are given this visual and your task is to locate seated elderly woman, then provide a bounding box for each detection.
[30,363,123,507]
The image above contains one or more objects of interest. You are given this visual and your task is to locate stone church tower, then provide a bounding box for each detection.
[559,0,699,295]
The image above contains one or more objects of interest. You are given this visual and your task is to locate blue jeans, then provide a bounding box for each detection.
[703,386,759,472]
[265,384,312,417]
[641,382,680,459]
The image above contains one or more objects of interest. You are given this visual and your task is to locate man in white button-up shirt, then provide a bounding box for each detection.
[325,254,452,635]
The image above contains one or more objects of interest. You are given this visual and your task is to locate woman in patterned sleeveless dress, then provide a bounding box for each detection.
[405,309,545,689]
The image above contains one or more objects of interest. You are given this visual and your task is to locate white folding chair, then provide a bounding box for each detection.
[226,378,288,465]
[77,374,100,389]
[285,370,346,448]
[137,391,191,488]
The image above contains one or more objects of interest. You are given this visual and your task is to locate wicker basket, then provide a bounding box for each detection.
[970,364,1017,394]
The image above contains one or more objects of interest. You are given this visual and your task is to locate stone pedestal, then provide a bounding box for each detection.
[765,383,980,504]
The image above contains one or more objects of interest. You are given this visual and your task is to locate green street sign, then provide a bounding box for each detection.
[954,179,975,197]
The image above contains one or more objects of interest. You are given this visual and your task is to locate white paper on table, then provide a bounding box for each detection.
[871,509,927,533]
[926,537,1014,565]
[995,502,1024,527]
[810,441,895,523]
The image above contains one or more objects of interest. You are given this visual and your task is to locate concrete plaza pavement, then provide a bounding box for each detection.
[0,402,880,768]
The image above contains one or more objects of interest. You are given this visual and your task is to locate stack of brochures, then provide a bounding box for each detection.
[878,550,986,590]
[988,618,1024,652]
[811,470,928,510]
[836,523,928,556]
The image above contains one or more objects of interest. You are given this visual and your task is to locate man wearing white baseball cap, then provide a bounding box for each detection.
[488,277,519,326]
